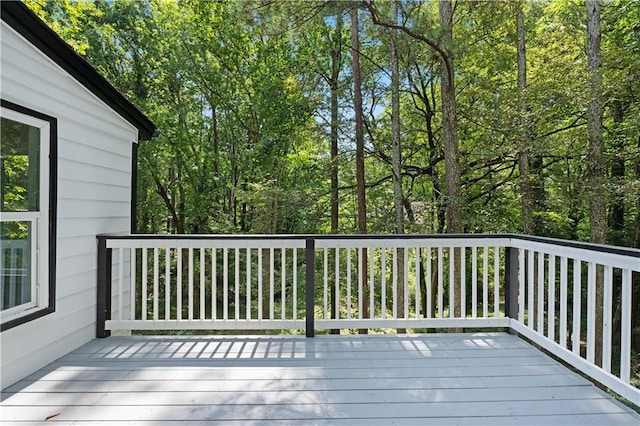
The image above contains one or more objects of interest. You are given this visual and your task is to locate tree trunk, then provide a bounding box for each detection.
[516,2,534,236]
[352,6,369,329]
[609,101,625,245]
[439,0,462,323]
[390,0,405,332]
[329,13,343,334]
[330,13,342,235]
[586,0,605,366]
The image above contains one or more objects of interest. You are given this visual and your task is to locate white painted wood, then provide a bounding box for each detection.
[472,247,478,318]
[165,248,171,320]
[393,248,398,318]
[335,247,340,319]
[212,248,217,320]
[188,248,194,320]
[426,247,432,318]
[347,248,352,320]
[548,254,555,341]
[383,248,389,319]
[270,247,275,320]
[369,247,375,318]
[510,321,640,405]
[323,248,328,318]
[537,252,544,333]
[527,250,534,328]
[202,249,207,320]
[518,249,525,323]
[559,256,568,348]
[494,246,499,317]
[141,249,148,321]
[106,319,306,330]
[153,248,159,321]
[358,247,363,319]
[3,334,637,424]
[510,238,640,271]
[223,248,228,320]
[177,247,182,320]
[438,247,443,318]
[246,248,251,320]
[316,318,510,329]
[572,259,581,354]
[620,269,631,383]
[461,247,466,318]
[602,265,612,372]
[107,238,307,250]
[586,262,596,363]
[281,248,286,320]
[404,247,409,319]
[449,247,454,318]
[293,248,297,319]
[483,246,489,318]
[118,248,124,321]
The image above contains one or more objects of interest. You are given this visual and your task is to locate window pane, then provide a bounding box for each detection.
[0,221,32,310]
[1,117,40,212]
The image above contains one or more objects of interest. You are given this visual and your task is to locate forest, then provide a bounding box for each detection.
[25,0,640,247]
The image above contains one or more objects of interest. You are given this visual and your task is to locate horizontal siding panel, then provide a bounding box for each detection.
[59,140,130,173]
[58,203,129,221]
[58,179,131,203]
[57,158,130,187]
[56,217,129,239]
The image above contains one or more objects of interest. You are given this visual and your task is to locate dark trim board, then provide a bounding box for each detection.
[0,1,157,141]
[1,99,57,332]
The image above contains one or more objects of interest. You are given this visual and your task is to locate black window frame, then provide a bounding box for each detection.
[1,99,57,332]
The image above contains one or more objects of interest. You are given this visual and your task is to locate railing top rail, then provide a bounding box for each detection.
[97,232,640,259]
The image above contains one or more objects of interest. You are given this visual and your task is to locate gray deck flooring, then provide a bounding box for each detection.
[1,332,638,425]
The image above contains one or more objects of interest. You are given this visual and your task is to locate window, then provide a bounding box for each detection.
[1,100,56,330]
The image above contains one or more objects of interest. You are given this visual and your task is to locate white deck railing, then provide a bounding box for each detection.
[97,234,639,404]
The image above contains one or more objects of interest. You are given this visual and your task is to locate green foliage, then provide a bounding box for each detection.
[25,0,640,247]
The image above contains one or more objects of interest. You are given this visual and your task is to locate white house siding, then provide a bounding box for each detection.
[1,22,139,389]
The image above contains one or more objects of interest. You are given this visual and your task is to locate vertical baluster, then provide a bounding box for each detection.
[586,262,596,363]
[223,248,228,321]
[602,265,612,372]
[142,248,148,321]
[392,247,398,319]
[559,256,568,348]
[404,246,409,319]
[165,248,171,320]
[620,269,631,383]
[293,248,298,319]
[472,247,477,318]
[527,250,534,328]
[438,247,443,318]
[369,246,375,318]
[381,247,387,319]
[494,246,499,317]
[246,248,251,320]
[335,247,340,320]
[130,247,136,321]
[281,248,286,320]
[270,247,275,320]
[572,259,581,354]
[118,248,124,321]
[518,249,525,323]
[212,248,217,320]
[415,247,421,318]
[177,248,182,320]
[448,247,454,318]
[537,252,544,333]
[460,247,466,318]
[358,247,363,319]
[323,248,328,319]
[201,249,206,320]
[153,247,159,321]
[426,247,432,318]
[347,248,352,320]
[188,248,194,320]
[235,248,240,320]
[483,246,488,318]
[548,254,556,341]
[258,248,263,320]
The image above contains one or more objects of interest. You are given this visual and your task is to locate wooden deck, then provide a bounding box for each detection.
[1,332,638,424]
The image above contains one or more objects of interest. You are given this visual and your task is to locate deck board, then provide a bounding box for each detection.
[2,333,638,424]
